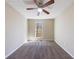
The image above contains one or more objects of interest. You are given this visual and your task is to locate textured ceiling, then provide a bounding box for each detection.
[6,0,73,19]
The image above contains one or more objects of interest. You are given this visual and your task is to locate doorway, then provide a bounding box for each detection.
[27,19,54,41]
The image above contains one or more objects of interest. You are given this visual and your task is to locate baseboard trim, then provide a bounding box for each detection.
[5,42,25,58]
[55,40,74,58]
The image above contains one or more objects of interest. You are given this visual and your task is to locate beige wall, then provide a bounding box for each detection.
[5,3,27,57]
[28,19,54,41]
[28,19,35,38]
[43,19,54,40]
[55,3,74,57]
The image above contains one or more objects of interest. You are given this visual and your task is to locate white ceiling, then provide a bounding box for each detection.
[6,0,73,19]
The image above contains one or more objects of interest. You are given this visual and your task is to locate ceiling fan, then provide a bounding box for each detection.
[26,0,55,16]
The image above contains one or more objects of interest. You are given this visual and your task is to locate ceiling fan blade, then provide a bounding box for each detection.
[43,9,50,14]
[41,0,54,8]
[33,0,43,7]
[26,8,36,10]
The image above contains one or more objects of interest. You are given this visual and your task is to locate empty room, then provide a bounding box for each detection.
[5,0,74,59]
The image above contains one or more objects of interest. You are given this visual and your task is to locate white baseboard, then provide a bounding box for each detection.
[55,40,74,58]
[5,42,25,58]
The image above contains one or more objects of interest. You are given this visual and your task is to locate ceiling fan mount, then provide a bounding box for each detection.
[26,0,55,16]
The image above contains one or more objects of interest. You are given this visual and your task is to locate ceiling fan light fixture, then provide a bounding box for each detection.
[38,8,42,13]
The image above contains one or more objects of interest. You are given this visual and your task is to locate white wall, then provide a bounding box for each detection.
[55,3,74,57]
[5,3,27,57]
